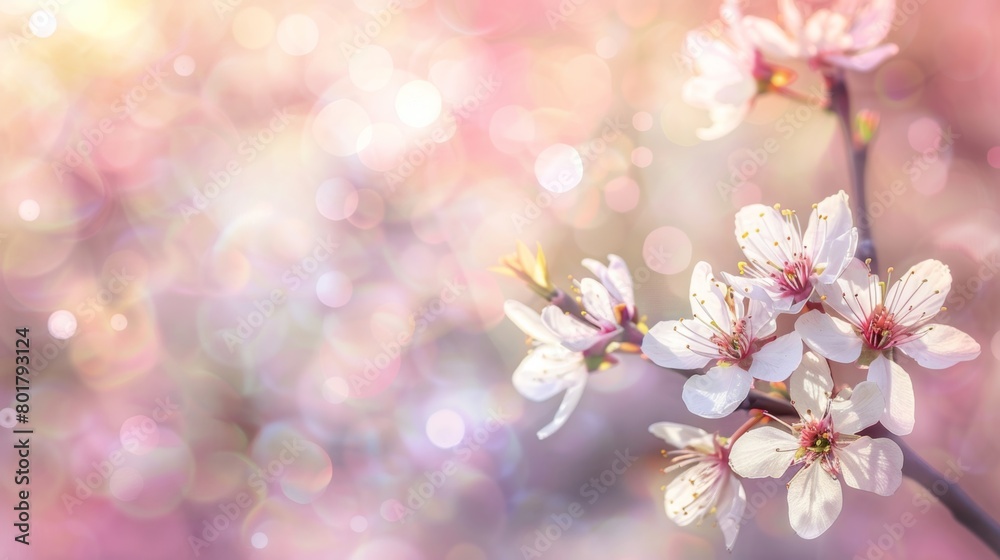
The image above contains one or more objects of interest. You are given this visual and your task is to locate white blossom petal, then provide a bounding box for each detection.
[682,366,753,419]
[580,277,617,324]
[648,422,709,450]
[716,475,747,551]
[789,351,833,420]
[742,15,800,58]
[728,426,797,478]
[897,324,981,369]
[838,436,904,496]
[867,354,915,436]
[884,259,951,329]
[814,228,859,285]
[536,377,588,440]
[849,0,896,50]
[504,300,560,345]
[735,204,797,266]
[816,258,876,328]
[787,461,843,539]
[642,319,715,370]
[829,380,884,434]
[689,261,733,333]
[749,331,803,382]
[541,305,601,352]
[825,43,899,71]
[511,345,587,402]
[795,310,863,363]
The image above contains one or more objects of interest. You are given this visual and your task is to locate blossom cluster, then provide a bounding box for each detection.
[684,0,899,139]
[495,0,984,552]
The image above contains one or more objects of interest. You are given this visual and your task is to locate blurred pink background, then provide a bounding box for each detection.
[1,0,999,558]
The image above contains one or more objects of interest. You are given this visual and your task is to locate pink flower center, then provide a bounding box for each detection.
[861,303,899,350]
[772,256,813,302]
[796,417,841,476]
[709,318,753,364]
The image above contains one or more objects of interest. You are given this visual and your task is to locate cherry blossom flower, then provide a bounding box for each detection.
[642,262,803,418]
[682,0,797,140]
[582,254,636,322]
[723,191,858,314]
[796,259,981,434]
[742,0,899,72]
[729,352,903,539]
[650,422,746,550]
[504,300,589,440]
[542,278,624,355]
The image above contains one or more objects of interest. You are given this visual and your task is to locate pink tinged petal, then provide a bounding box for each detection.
[649,422,710,449]
[838,436,904,496]
[682,366,753,419]
[749,331,803,382]
[803,10,851,53]
[642,319,715,370]
[795,310,863,363]
[825,43,899,72]
[536,376,588,440]
[689,261,732,332]
[817,257,876,326]
[742,16,800,59]
[830,380,884,434]
[787,462,843,539]
[716,476,747,551]
[779,0,803,34]
[789,351,833,420]
[541,306,600,352]
[867,354,915,436]
[849,0,896,50]
[728,426,798,478]
[814,228,858,285]
[898,324,981,369]
[580,277,616,324]
[884,259,951,329]
[504,300,560,345]
[511,345,587,401]
[605,254,636,310]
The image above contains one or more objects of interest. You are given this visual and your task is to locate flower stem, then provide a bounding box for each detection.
[826,74,878,270]
[860,423,1000,558]
[728,413,763,445]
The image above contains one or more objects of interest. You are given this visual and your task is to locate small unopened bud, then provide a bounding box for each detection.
[855,109,880,145]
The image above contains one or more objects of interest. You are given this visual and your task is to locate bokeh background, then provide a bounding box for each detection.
[2,0,1000,558]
